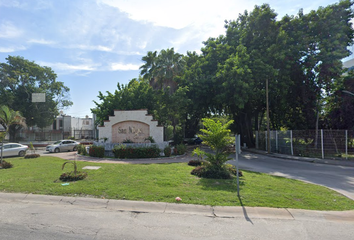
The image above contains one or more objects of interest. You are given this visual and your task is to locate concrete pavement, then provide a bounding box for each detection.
[1,192,353,223]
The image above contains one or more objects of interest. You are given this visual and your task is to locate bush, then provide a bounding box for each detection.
[24,154,40,159]
[0,160,13,169]
[191,166,233,179]
[175,144,187,155]
[164,145,171,157]
[113,145,161,159]
[188,160,202,166]
[225,164,243,177]
[123,139,134,143]
[59,171,87,182]
[77,144,88,155]
[89,145,105,158]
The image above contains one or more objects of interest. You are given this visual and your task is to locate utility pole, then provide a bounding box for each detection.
[266,79,270,153]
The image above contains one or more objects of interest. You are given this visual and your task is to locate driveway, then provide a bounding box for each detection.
[229,151,354,200]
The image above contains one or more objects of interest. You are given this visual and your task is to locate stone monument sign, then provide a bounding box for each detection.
[98,109,163,143]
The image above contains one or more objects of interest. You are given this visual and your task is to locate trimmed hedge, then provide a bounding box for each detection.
[113,145,161,159]
[89,145,105,158]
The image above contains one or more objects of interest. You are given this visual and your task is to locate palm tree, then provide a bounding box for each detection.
[0,105,26,164]
[140,48,185,93]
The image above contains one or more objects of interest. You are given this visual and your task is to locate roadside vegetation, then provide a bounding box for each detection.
[0,156,353,211]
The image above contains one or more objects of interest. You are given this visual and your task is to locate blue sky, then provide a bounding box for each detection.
[0,0,343,117]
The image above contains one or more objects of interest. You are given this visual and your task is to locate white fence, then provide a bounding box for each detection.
[255,130,354,159]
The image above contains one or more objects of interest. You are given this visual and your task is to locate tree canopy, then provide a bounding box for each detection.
[0,56,73,138]
[93,1,354,145]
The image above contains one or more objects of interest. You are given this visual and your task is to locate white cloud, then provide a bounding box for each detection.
[38,61,98,72]
[0,45,26,52]
[0,21,23,39]
[110,62,140,71]
[98,0,254,31]
[27,38,56,45]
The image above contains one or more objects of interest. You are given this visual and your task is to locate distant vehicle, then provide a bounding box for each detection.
[46,140,79,153]
[0,143,28,157]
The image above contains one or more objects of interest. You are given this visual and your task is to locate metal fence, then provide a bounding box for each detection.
[15,129,94,142]
[255,130,354,159]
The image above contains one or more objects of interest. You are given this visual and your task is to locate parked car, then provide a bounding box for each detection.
[0,143,28,157]
[46,140,79,153]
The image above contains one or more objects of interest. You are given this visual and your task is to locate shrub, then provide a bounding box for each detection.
[191,166,233,179]
[24,154,40,159]
[225,164,243,177]
[113,145,161,159]
[145,136,156,143]
[164,145,171,157]
[176,144,187,155]
[0,160,13,169]
[188,160,202,166]
[123,139,134,143]
[77,144,88,155]
[89,145,105,158]
[59,171,87,181]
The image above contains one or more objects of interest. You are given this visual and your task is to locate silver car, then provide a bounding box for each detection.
[46,140,79,153]
[0,143,28,157]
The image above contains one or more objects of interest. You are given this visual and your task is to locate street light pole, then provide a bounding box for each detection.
[266,79,271,153]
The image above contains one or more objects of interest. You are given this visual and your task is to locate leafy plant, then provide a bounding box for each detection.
[29,142,36,154]
[0,160,13,169]
[60,160,87,182]
[176,143,187,155]
[113,145,161,159]
[164,145,171,157]
[188,160,202,166]
[145,136,156,143]
[77,144,88,155]
[190,118,235,179]
[89,145,105,158]
[24,154,40,159]
[123,139,134,143]
[59,171,87,182]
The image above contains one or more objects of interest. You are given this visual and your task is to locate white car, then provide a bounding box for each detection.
[0,143,28,157]
[46,140,79,153]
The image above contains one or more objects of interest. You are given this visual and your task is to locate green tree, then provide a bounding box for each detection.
[140,48,185,93]
[0,56,73,140]
[0,105,26,163]
[92,78,157,126]
[192,118,234,178]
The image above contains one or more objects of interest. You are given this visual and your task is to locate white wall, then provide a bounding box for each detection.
[98,109,163,143]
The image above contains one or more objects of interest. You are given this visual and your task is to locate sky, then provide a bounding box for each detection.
[0,0,345,118]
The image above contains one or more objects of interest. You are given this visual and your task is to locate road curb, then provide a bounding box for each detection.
[1,192,353,222]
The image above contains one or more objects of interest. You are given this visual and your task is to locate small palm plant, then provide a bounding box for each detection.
[60,160,87,182]
[190,118,235,179]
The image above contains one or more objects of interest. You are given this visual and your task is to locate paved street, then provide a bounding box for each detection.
[229,151,354,200]
[0,193,353,240]
[1,150,354,239]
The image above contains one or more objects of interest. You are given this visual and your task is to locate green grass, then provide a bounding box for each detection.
[0,156,354,211]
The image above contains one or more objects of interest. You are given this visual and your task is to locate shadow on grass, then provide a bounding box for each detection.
[196,177,245,193]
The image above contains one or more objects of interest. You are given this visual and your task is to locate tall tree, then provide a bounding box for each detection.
[140,48,185,93]
[92,78,157,126]
[0,56,72,140]
[0,105,26,163]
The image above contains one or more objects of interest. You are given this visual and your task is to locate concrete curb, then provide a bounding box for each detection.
[1,192,353,222]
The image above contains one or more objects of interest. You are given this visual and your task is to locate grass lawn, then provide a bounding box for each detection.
[1,156,354,211]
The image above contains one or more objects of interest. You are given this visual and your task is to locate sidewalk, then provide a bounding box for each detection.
[1,192,353,222]
[244,148,354,167]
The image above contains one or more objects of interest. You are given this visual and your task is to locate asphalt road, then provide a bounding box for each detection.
[229,151,354,200]
[1,193,353,240]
